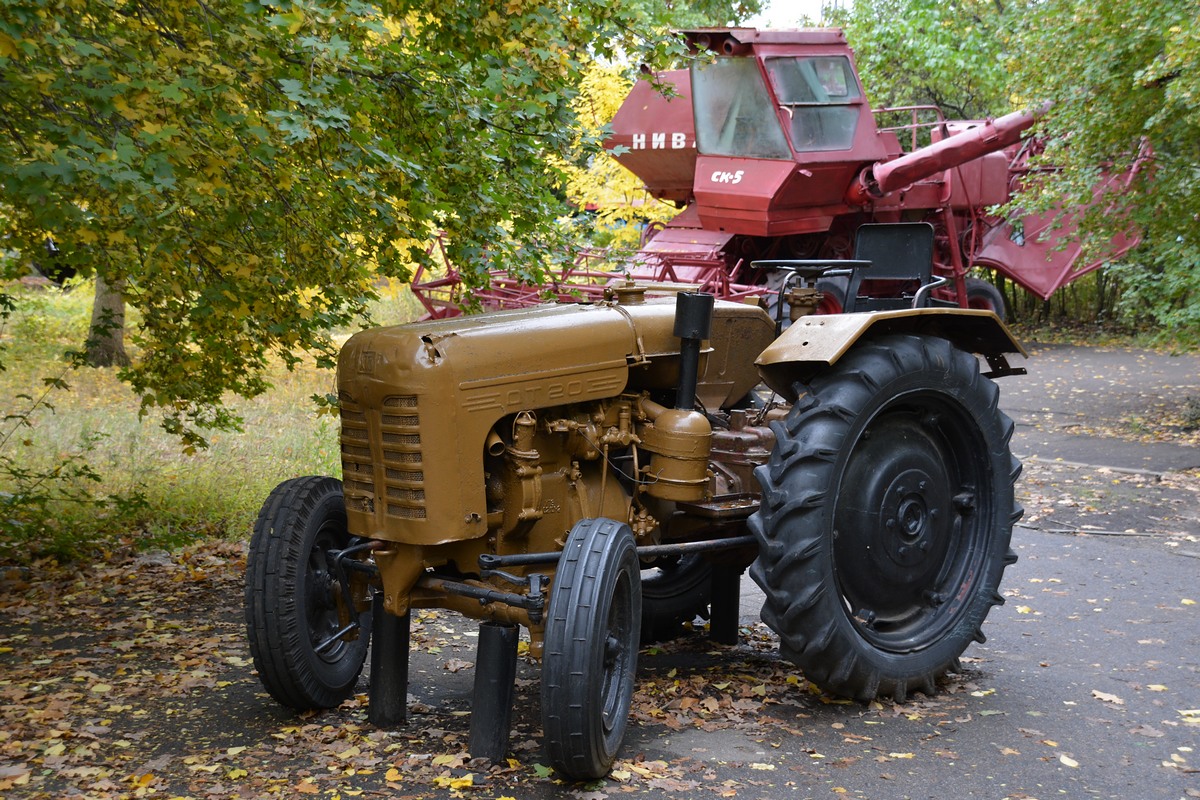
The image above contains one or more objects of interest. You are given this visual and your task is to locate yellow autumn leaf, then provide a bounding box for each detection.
[112,95,139,120]
[433,773,474,789]
[0,31,18,58]
[227,768,247,779]
[385,767,402,782]
[1016,605,1033,614]
[32,70,54,93]
[381,17,405,39]
[1148,684,1168,692]
[1182,599,1196,606]
[1059,754,1079,768]
[280,9,305,33]
[889,753,915,759]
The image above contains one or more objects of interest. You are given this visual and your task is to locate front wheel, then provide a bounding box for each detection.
[816,275,849,315]
[245,476,372,710]
[749,335,1021,701]
[542,518,641,780]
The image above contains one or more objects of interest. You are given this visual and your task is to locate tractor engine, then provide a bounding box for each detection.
[334,296,777,618]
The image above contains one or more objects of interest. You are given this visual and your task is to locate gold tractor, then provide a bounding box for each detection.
[245,253,1023,778]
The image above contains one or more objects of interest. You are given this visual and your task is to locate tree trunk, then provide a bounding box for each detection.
[86,272,131,367]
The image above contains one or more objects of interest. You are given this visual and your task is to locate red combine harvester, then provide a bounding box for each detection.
[410,27,1135,319]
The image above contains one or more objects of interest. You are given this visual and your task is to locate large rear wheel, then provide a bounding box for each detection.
[245,476,372,710]
[542,518,641,780]
[749,335,1021,701]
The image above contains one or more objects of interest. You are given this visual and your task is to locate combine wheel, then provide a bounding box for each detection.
[245,476,372,710]
[749,335,1020,702]
[542,519,641,780]
[964,277,1007,321]
[816,275,849,315]
[640,554,711,642]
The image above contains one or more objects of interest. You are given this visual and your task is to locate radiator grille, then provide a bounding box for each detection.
[339,393,426,520]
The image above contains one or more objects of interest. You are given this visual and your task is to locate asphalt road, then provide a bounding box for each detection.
[695,343,1200,798]
[1003,342,1200,472]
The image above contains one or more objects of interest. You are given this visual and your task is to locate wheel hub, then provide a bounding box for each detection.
[834,412,966,645]
[880,469,941,568]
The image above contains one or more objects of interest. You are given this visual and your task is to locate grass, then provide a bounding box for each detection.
[0,278,422,563]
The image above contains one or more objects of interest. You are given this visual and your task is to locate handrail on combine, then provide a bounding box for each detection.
[873,105,950,152]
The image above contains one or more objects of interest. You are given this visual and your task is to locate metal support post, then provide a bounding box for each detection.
[468,622,519,763]
[368,593,410,727]
[709,563,742,645]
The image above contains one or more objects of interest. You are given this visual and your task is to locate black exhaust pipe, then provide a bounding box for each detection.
[673,292,714,411]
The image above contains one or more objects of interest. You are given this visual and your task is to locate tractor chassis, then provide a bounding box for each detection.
[347,532,757,762]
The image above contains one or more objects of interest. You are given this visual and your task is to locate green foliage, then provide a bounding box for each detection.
[1008,0,1198,338]
[838,0,1199,338]
[834,0,1020,119]
[1110,243,1200,341]
[0,0,756,447]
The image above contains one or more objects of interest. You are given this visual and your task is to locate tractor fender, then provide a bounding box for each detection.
[755,308,1027,400]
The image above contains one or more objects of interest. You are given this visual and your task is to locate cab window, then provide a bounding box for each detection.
[692,58,792,160]
[765,56,862,151]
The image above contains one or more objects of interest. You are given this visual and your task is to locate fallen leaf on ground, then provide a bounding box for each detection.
[1092,690,1124,705]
